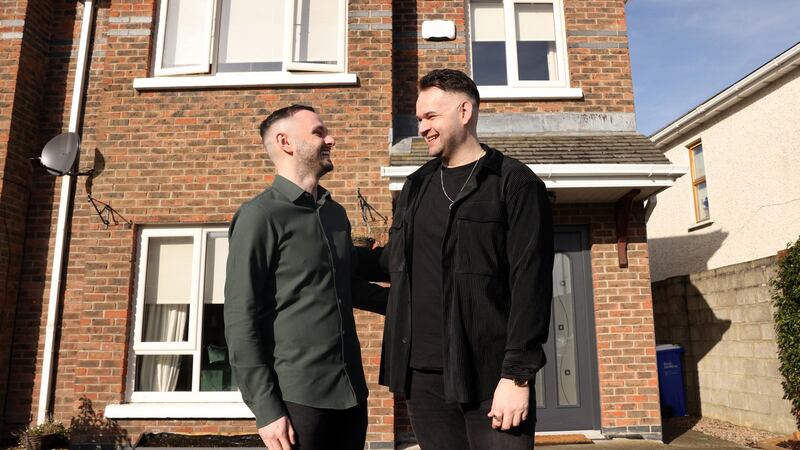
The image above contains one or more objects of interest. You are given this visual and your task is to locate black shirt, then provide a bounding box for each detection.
[410,160,480,370]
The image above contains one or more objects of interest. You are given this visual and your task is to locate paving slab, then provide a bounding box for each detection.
[548,430,749,449]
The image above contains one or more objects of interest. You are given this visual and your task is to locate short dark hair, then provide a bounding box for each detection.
[259,104,316,141]
[419,69,480,107]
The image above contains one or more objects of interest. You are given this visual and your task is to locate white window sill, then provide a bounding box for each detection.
[133,72,359,91]
[478,86,584,100]
[688,220,714,232]
[105,402,254,419]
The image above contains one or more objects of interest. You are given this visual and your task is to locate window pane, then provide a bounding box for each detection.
[142,304,190,342]
[201,304,237,391]
[162,0,212,68]
[136,354,192,392]
[204,234,228,305]
[553,253,578,406]
[696,182,710,221]
[471,1,508,85]
[515,3,558,81]
[218,0,283,72]
[292,0,339,65]
[145,237,193,305]
[692,145,705,180]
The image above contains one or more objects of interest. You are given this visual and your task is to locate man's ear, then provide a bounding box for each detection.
[459,100,474,125]
[275,131,293,155]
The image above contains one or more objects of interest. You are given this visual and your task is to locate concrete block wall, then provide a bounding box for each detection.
[652,255,796,434]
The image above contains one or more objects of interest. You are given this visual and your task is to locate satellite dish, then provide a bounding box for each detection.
[37,132,80,176]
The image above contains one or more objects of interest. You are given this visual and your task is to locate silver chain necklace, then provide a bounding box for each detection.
[440,153,483,210]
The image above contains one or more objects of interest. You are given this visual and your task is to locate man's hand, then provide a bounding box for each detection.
[258,416,296,450]
[487,378,529,431]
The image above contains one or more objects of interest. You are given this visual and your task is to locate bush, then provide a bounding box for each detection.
[772,235,800,430]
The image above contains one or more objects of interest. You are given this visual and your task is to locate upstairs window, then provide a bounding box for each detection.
[469,0,568,88]
[154,0,346,77]
[689,141,710,222]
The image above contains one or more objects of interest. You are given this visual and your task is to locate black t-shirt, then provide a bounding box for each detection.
[410,160,480,370]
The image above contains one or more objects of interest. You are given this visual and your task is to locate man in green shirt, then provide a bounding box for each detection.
[224,105,385,450]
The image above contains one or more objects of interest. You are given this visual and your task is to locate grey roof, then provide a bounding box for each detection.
[391,132,671,166]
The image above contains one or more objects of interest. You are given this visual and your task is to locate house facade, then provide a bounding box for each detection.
[647,43,800,434]
[0,0,683,447]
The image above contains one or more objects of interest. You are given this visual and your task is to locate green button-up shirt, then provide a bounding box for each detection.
[224,176,385,427]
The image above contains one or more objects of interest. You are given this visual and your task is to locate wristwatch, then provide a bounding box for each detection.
[513,378,529,387]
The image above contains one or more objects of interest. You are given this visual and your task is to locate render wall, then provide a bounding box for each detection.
[647,70,800,282]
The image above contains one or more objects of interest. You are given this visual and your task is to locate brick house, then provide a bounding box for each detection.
[0,0,686,447]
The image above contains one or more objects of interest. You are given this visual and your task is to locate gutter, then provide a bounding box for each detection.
[37,0,95,424]
[650,41,800,146]
[381,163,688,190]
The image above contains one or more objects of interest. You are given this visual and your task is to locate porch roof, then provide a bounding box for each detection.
[392,132,670,165]
[383,133,686,203]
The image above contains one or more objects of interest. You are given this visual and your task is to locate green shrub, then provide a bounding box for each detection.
[772,235,800,429]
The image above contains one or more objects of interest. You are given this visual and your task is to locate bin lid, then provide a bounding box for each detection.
[655,344,683,352]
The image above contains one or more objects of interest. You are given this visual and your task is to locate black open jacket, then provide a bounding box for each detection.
[373,144,554,404]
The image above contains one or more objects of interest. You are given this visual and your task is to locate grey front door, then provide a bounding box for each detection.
[535,226,601,431]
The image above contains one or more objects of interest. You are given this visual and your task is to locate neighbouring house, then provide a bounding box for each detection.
[647,42,800,434]
[0,0,686,447]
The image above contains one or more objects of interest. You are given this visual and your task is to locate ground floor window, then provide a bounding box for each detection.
[128,226,240,402]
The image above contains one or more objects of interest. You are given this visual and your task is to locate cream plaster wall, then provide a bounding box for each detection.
[647,70,800,281]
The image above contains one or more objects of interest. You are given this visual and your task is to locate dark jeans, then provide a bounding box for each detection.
[284,401,367,450]
[407,369,536,450]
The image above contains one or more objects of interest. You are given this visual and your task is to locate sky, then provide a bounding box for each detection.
[626,0,800,136]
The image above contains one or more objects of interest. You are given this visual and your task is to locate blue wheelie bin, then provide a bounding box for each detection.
[655,344,686,418]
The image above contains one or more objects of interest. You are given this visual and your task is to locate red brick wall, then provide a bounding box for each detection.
[12,0,396,447]
[8,0,659,445]
[393,0,634,120]
[553,203,662,438]
[0,0,53,433]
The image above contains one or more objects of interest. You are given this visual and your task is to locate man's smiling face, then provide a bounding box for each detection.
[290,109,335,177]
[416,87,469,160]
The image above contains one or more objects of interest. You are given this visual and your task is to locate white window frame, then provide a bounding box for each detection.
[127,226,242,404]
[469,0,572,91]
[153,0,216,76]
[283,0,347,73]
[153,0,347,77]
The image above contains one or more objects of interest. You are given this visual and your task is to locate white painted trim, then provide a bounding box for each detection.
[382,163,688,178]
[471,0,572,91]
[381,164,688,191]
[651,42,800,146]
[153,0,215,76]
[284,0,347,73]
[478,86,583,99]
[133,72,358,90]
[39,0,95,425]
[128,226,230,402]
[104,402,253,420]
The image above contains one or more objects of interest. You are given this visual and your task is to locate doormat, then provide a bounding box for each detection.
[536,434,594,445]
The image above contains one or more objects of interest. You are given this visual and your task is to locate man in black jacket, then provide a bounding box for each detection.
[378,69,554,449]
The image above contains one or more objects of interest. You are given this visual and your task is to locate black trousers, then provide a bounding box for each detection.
[284,401,367,450]
[406,369,536,450]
